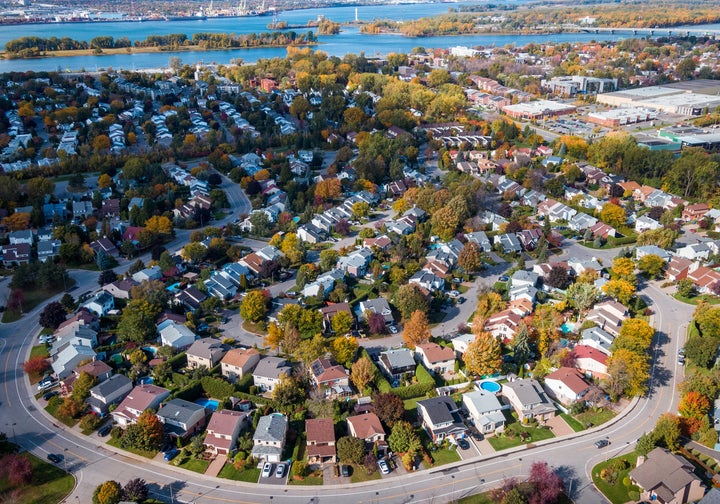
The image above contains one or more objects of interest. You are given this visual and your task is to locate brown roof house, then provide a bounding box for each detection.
[221,348,261,382]
[186,338,228,370]
[309,358,350,395]
[630,447,705,504]
[305,418,336,464]
[111,384,171,427]
[414,343,455,375]
[204,410,249,455]
[346,412,386,446]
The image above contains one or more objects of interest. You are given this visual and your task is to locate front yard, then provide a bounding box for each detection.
[574,408,616,428]
[218,463,261,482]
[0,451,74,503]
[106,437,157,459]
[592,453,641,504]
[44,396,78,428]
[487,412,555,451]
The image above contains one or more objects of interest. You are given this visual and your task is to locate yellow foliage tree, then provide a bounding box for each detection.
[403,310,431,349]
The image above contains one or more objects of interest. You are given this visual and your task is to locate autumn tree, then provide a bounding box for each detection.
[122,478,149,503]
[475,291,506,324]
[93,480,123,504]
[603,278,636,305]
[350,357,376,392]
[240,290,268,323]
[464,331,502,377]
[393,283,430,320]
[181,242,207,264]
[332,335,358,366]
[527,462,564,504]
[403,310,431,349]
[545,265,571,289]
[39,301,67,329]
[637,254,665,279]
[331,311,354,335]
[144,215,173,235]
[24,355,50,376]
[0,454,33,487]
[374,392,405,427]
[458,241,483,273]
[337,436,365,464]
[679,391,710,424]
[637,227,678,249]
[599,202,626,228]
[613,318,654,354]
[605,348,649,399]
[272,373,306,413]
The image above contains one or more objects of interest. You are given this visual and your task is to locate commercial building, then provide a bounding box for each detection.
[502,100,576,120]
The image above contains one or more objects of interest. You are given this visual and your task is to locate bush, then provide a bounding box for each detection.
[201,376,235,399]
[110,426,123,439]
[167,352,187,370]
[80,414,103,432]
[628,491,640,501]
[376,376,392,393]
[623,476,631,487]
[391,382,435,400]
[173,380,203,401]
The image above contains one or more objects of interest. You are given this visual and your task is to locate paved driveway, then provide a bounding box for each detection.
[546,414,575,437]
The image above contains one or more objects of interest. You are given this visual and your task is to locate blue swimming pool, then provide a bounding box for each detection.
[195,398,219,411]
[560,322,576,334]
[142,346,157,355]
[479,381,501,393]
[139,376,154,385]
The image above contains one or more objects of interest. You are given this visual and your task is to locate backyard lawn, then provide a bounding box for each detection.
[592,453,640,504]
[0,451,74,503]
[218,463,261,482]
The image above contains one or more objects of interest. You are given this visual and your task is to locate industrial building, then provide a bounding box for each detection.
[501,100,576,120]
[587,107,658,127]
[596,80,720,116]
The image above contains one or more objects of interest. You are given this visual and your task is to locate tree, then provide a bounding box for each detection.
[599,202,626,228]
[93,480,123,504]
[117,299,160,343]
[4,212,30,231]
[367,311,387,335]
[337,436,365,464]
[664,147,719,199]
[135,410,164,451]
[332,336,358,366]
[0,454,33,487]
[613,318,654,354]
[679,391,710,422]
[24,355,50,375]
[458,241,483,273]
[605,348,649,399]
[635,432,657,457]
[319,249,339,272]
[331,311,354,335]
[684,334,718,368]
[393,283,429,320]
[122,478,149,503]
[475,291,506,324]
[39,301,67,329]
[97,173,113,189]
[464,331,503,377]
[527,462,564,504]
[545,265,570,289]
[240,290,268,323]
[71,371,97,403]
[350,357,376,392]
[637,254,665,278]
[603,278,636,305]
[388,421,421,454]
[60,292,75,312]
[145,215,173,235]
[373,393,405,427]
[430,206,460,241]
[565,282,598,313]
[403,310,431,349]
[335,218,350,236]
[181,242,207,264]
[637,228,678,249]
[352,201,370,220]
[295,333,327,365]
[677,279,696,298]
[98,269,117,286]
[653,413,681,451]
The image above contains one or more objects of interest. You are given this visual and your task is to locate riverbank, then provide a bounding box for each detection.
[1,42,320,60]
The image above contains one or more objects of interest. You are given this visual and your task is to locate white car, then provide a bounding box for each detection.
[388,325,398,334]
[448,290,460,298]
[261,462,273,478]
[38,378,56,391]
[39,335,55,344]
[378,459,390,475]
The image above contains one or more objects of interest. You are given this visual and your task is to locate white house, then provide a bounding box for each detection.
[158,320,196,349]
[543,367,592,404]
[462,389,505,433]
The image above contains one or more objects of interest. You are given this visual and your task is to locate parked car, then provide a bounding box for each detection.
[457,297,466,304]
[678,355,686,366]
[163,449,179,461]
[388,325,398,334]
[678,348,685,357]
[456,438,470,450]
[38,378,56,391]
[447,290,460,298]
[97,424,112,437]
[499,275,509,282]
[47,453,61,464]
[43,390,59,401]
[594,439,610,448]
[341,465,350,477]
[261,462,273,478]
[275,463,285,478]
[378,459,390,475]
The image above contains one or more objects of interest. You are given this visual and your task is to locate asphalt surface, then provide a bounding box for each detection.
[0,179,695,503]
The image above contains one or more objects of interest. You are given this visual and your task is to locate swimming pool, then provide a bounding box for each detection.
[560,322,576,334]
[142,346,157,355]
[479,381,501,393]
[139,376,154,385]
[195,398,219,411]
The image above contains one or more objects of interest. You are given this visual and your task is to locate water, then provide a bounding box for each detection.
[195,398,220,411]
[479,380,501,393]
[139,376,154,385]
[142,346,158,355]
[0,2,676,73]
[560,322,576,334]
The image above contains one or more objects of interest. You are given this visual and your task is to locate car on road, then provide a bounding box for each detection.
[43,390,59,401]
[594,439,610,448]
[47,453,61,464]
[457,297,466,304]
[499,276,509,282]
[456,438,470,450]
[678,355,686,366]
[261,462,273,478]
[341,465,350,477]
[275,463,285,478]
[378,459,390,475]
[388,325,398,334]
[97,424,112,437]
[163,449,179,461]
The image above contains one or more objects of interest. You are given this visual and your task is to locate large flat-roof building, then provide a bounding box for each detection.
[596,80,720,116]
[502,100,576,120]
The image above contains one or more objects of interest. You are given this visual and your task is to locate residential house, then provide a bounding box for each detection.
[111,384,171,427]
[297,223,326,244]
[501,378,556,422]
[319,303,354,333]
[8,230,33,245]
[2,243,31,266]
[51,344,96,379]
[484,309,522,341]
[408,270,445,292]
[378,348,416,383]
[511,270,539,289]
[357,297,394,325]
[363,235,392,252]
[72,200,95,218]
[579,326,616,355]
[683,203,710,222]
[157,398,208,440]
[572,345,609,378]
[451,333,476,356]
[636,245,671,262]
[132,266,163,283]
[302,269,344,299]
[86,374,133,414]
[306,418,336,464]
[103,278,138,299]
[666,257,693,281]
[569,212,599,232]
[186,338,227,369]
[516,228,543,251]
[82,291,114,317]
[494,233,522,254]
[346,412,386,447]
[537,199,577,223]
[586,300,629,337]
[204,272,238,300]
[90,238,118,257]
[415,343,455,375]
[567,257,604,276]
[417,396,467,443]
[204,410,248,455]
[687,264,720,294]
[37,239,61,262]
[158,320,196,349]
[337,248,373,277]
[309,358,350,392]
[629,447,705,504]
[543,367,593,404]
[253,356,292,392]
[465,231,492,252]
[175,285,208,312]
[675,242,711,261]
[252,413,288,463]
[589,222,616,239]
[60,359,112,396]
[635,215,663,233]
[221,348,261,382]
[462,389,505,434]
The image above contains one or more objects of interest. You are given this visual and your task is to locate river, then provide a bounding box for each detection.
[0,3,714,73]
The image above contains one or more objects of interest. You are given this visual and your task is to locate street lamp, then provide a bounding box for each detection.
[451,475,455,503]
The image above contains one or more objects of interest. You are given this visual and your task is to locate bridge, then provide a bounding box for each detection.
[561,24,720,38]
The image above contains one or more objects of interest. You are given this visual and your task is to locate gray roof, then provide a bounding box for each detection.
[187,338,227,361]
[157,398,206,424]
[418,396,457,425]
[463,389,503,415]
[700,488,720,504]
[381,348,416,369]
[89,373,132,398]
[636,244,671,260]
[253,356,292,380]
[253,414,287,443]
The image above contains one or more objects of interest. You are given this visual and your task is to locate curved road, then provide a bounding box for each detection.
[0,208,694,503]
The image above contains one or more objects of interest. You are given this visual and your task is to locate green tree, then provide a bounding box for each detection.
[684,334,718,368]
[565,282,598,313]
[295,333,327,364]
[653,413,681,451]
[635,432,657,457]
[181,242,207,264]
[352,201,370,219]
[337,436,366,464]
[71,371,97,403]
[117,299,160,343]
[240,290,267,323]
[393,283,430,320]
[664,147,719,199]
[318,249,339,272]
[388,421,421,454]
[331,311,354,335]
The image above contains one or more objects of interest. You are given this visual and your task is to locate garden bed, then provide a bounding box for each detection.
[591,453,640,504]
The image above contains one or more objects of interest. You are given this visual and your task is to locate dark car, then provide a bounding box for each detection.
[341,465,351,477]
[47,453,61,464]
[164,449,179,461]
[97,424,112,437]
[43,390,59,401]
[457,297,466,304]
[457,438,470,450]
[595,439,610,448]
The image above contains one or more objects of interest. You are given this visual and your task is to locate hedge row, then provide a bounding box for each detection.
[167,352,187,370]
[389,382,435,400]
[201,376,235,399]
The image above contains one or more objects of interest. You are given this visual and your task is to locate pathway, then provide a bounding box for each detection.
[205,454,227,477]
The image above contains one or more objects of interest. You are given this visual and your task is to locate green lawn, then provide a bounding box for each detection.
[28,345,51,384]
[688,321,700,339]
[289,474,324,485]
[426,447,461,467]
[0,452,74,503]
[178,457,210,474]
[349,465,382,483]
[560,413,585,432]
[44,397,78,428]
[487,414,555,451]
[1,285,71,323]
[575,408,616,428]
[106,437,157,459]
[592,453,641,504]
[673,293,720,305]
[218,463,260,482]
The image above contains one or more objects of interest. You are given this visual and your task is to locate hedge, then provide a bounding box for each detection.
[167,352,188,370]
[201,376,235,400]
[235,373,253,393]
[390,382,435,400]
[173,380,203,401]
